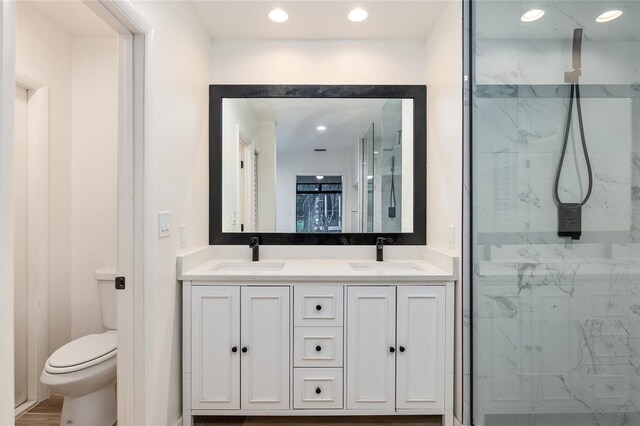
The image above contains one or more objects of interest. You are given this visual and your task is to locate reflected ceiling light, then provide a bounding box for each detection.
[316,125,327,131]
[367,175,374,180]
[268,8,288,23]
[520,9,545,22]
[348,8,368,22]
[316,175,324,180]
[596,10,623,22]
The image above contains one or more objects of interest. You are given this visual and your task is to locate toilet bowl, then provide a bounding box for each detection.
[41,268,117,426]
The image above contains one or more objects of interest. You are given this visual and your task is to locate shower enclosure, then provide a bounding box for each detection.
[467,1,640,425]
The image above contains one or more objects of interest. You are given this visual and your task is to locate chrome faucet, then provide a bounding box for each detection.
[249,236,260,262]
[376,237,386,262]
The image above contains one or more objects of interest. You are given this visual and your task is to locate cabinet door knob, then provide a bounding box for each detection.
[241,346,248,353]
[231,346,238,353]
[315,387,322,394]
[315,345,322,352]
[389,346,395,353]
[316,304,322,311]
[399,346,406,353]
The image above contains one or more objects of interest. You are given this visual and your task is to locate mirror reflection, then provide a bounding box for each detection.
[222,98,414,233]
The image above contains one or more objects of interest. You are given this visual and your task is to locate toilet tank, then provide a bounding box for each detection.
[95,268,117,330]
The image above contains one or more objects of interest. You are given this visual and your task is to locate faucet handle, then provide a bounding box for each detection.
[249,236,259,247]
[376,237,386,246]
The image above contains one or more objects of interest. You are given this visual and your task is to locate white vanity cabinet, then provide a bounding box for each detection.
[182,278,454,426]
[189,286,289,411]
[346,286,446,411]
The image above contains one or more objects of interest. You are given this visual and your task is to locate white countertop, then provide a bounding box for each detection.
[179,258,455,283]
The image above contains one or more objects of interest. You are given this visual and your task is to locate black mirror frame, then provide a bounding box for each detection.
[209,84,427,245]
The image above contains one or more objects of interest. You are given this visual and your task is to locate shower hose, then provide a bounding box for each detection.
[553,28,593,237]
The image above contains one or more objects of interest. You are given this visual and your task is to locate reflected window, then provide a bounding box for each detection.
[296,176,342,233]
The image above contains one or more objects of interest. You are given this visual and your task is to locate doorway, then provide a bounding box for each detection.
[1,1,146,425]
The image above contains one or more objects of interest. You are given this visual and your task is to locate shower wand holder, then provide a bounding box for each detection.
[557,203,582,240]
[564,69,581,84]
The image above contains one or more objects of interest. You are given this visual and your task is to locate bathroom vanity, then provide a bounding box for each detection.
[179,251,456,426]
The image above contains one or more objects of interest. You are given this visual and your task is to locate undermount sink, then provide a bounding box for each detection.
[349,262,423,273]
[209,262,285,272]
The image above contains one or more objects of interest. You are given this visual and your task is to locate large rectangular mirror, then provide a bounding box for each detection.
[210,85,426,245]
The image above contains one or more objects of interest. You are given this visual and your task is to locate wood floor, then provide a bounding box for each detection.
[15,396,441,426]
[195,416,442,425]
[15,395,63,426]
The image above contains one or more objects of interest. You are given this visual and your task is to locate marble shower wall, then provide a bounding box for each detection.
[471,16,640,426]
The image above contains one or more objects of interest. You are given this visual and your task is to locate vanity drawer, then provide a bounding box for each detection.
[293,368,343,409]
[294,327,343,367]
[294,286,343,326]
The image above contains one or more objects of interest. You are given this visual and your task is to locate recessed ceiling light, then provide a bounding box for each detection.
[348,8,368,22]
[268,8,288,23]
[596,10,623,23]
[520,9,545,22]
[316,175,324,180]
[316,125,327,131]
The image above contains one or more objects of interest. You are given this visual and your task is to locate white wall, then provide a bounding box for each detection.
[129,2,211,425]
[424,1,463,421]
[210,40,427,85]
[70,38,118,339]
[276,149,356,233]
[16,1,72,356]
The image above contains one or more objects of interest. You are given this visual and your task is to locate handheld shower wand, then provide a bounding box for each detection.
[553,28,593,240]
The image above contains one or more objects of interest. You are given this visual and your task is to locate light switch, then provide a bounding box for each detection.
[158,211,171,238]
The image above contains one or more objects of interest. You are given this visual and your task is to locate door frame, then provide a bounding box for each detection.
[0,1,149,424]
[13,76,50,417]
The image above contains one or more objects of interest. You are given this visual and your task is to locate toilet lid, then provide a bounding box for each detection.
[48,333,117,369]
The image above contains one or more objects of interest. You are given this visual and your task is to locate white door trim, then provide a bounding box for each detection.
[82,2,148,425]
[0,1,18,423]
[13,78,50,417]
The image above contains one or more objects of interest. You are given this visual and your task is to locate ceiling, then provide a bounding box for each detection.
[22,0,116,38]
[190,1,448,40]
[230,98,392,153]
[475,1,640,41]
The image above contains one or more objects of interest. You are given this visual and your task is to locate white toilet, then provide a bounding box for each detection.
[41,268,117,426]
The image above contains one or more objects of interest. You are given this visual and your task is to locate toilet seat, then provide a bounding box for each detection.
[45,332,117,374]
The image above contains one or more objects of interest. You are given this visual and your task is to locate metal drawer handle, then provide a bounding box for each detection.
[315,345,322,352]
[315,387,322,395]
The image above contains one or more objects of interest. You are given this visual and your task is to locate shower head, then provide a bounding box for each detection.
[564,28,583,83]
[572,28,583,71]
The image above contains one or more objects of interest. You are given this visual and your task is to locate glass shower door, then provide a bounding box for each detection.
[470,1,640,425]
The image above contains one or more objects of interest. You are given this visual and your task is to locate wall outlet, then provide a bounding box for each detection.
[158,211,171,238]
[180,225,188,248]
[448,226,455,249]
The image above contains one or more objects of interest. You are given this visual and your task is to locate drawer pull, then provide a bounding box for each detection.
[315,345,322,352]
[231,346,238,353]
[389,346,395,353]
[241,346,248,353]
[315,387,322,395]
[399,346,406,353]
[316,304,322,311]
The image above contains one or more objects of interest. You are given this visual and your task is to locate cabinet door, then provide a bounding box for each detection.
[241,287,290,410]
[396,286,446,410]
[191,286,240,409]
[346,286,396,410]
